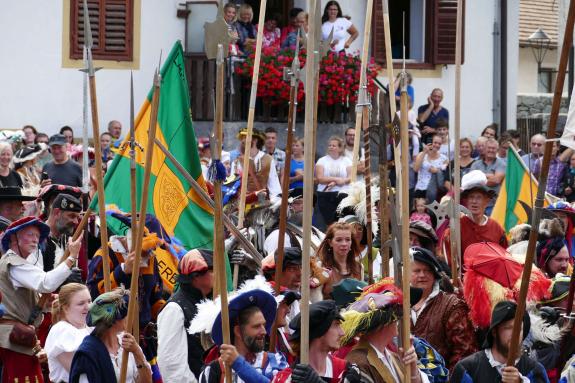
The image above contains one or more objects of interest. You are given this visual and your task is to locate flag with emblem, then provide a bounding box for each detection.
[92,41,214,254]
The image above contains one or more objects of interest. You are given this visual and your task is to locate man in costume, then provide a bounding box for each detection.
[0,217,82,382]
[191,277,289,383]
[261,246,302,291]
[409,246,477,369]
[157,249,213,382]
[441,170,507,266]
[0,186,35,224]
[230,127,281,197]
[342,282,431,383]
[451,300,549,383]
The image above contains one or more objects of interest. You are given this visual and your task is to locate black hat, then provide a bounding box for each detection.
[263,247,302,273]
[48,134,67,146]
[51,193,82,212]
[289,300,343,342]
[13,144,47,164]
[38,184,83,204]
[483,300,530,349]
[411,246,442,279]
[0,187,36,202]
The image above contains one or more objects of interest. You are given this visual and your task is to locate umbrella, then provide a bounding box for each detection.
[464,242,523,288]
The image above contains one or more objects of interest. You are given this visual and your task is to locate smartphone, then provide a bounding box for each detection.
[41,172,49,181]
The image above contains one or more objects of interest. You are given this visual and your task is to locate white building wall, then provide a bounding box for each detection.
[0,0,184,135]
[517,47,559,94]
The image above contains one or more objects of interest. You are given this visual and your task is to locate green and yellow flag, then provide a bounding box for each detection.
[490,147,540,233]
[92,42,214,278]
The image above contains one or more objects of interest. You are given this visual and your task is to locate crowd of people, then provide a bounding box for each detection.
[0,1,575,382]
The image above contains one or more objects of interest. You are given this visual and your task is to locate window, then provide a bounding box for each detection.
[372,0,465,68]
[70,0,134,61]
[537,67,556,93]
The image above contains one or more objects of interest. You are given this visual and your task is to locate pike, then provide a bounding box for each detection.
[268,33,301,352]
[119,68,161,383]
[449,0,463,288]
[362,107,374,283]
[350,0,374,182]
[235,0,268,289]
[81,47,90,194]
[212,44,233,383]
[82,0,111,292]
[507,0,575,367]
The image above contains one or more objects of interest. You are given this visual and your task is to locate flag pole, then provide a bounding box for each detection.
[300,0,318,365]
[507,0,575,367]
[235,0,268,289]
[82,0,111,292]
[213,44,233,383]
[399,70,411,382]
[350,0,374,182]
[449,0,463,288]
[119,69,161,383]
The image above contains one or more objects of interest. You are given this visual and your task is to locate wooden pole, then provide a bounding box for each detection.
[300,0,318,365]
[119,69,161,383]
[350,0,374,182]
[236,0,268,229]
[379,119,390,278]
[214,44,233,383]
[382,0,402,205]
[362,90,374,283]
[449,0,463,288]
[59,208,91,263]
[234,0,268,289]
[507,0,575,366]
[399,74,411,382]
[152,138,264,264]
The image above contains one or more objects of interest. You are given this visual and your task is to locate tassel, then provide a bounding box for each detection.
[208,159,227,182]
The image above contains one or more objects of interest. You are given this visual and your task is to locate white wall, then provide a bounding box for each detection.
[0,1,184,135]
[517,47,559,94]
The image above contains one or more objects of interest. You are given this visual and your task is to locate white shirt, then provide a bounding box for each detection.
[484,349,529,383]
[45,321,92,383]
[322,18,353,52]
[157,302,197,383]
[9,249,72,293]
[371,344,430,383]
[344,147,365,182]
[316,155,352,192]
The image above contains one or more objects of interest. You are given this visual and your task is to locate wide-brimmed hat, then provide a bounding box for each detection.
[461,170,495,199]
[332,278,368,308]
[409,220,438,243]
[289,300,343,342]
[411,246,443,280]
[237,127,266,147]
[483,300,530,348]
[13,144,47,164]
[0,187,36,202]
[1,216,50,251]
[539,274,570,305]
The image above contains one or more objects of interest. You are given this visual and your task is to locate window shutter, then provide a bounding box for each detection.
[70,0,133,61]
[432,0,465,64]
[372,0,387,65]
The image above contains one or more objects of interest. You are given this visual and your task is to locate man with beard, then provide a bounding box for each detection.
[343,127,365,181]
[451,301,549,383]
[43,193,82,271]
[195,284,288,383]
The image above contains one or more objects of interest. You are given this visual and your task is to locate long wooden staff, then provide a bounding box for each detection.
[350,0,374,181]
[399,72,411,382]
[363,110,374,283]
[300,0,318,365]
[119,69,161,383]
[449,0,463,288]
[378,110,390,278]
[214,44,233,383]
[382,0,402,203]
[236,0,268,228]
[507,0,575,366]
[234,0,268,289]
[83,0,111,292]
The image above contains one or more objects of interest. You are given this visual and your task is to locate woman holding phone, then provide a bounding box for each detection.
[413,134,449,203]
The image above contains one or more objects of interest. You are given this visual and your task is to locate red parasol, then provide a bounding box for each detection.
[464,242,523,288]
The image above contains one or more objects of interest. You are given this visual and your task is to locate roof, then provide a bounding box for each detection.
[519,0,558,48]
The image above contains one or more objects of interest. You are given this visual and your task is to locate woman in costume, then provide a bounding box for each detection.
[69,288,152,383]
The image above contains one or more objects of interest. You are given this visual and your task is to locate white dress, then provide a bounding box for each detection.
[45,321,92,383]
[322,18,352,52]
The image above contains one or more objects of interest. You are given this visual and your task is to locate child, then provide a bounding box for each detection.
[410,197,433,226]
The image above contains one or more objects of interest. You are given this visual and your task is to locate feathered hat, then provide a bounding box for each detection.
[340,277,403,345]
[336,181,380,235]
[189,275,277,346]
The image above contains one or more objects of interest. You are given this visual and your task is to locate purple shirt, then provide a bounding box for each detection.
[533,156,567,196]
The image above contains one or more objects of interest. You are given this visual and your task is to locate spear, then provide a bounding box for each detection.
[269,34,301,352]
[83,0,111,292]
[449,0,463,288]
[81,47,90,194]
[507,0,575,367]
[213,44,233,383]
[234,0,268,289]
[300,0,318,365]
[362,103,374,283]
[119,68,161,383]
[350,0,374,182]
